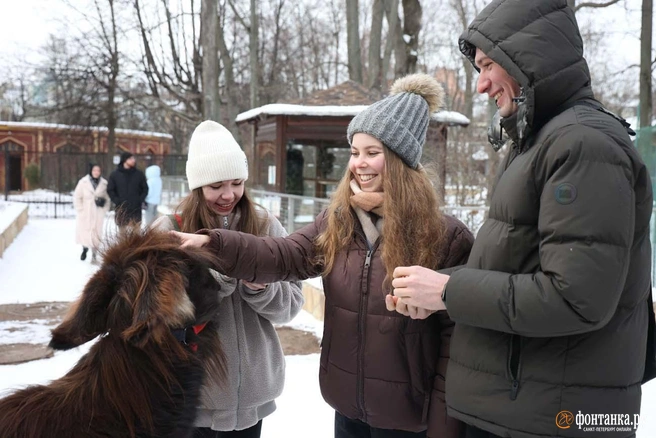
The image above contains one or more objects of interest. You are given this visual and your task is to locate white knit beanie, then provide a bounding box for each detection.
[186,120,248,190]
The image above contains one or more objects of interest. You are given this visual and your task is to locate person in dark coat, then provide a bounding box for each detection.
[172,74,474,438]
[387,1,655,438]
[107,152,148,228]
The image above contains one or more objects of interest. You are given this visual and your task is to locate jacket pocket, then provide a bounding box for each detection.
[320,305,336,370]
[404,331,429,423]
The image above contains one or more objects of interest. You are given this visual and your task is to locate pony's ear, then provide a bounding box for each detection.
[49,269,115,350]
[121,268,194,348]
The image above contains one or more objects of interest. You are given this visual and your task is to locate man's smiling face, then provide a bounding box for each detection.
[475,48,522,118]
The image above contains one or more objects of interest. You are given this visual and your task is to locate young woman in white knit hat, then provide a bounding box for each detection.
[174,74,474,438]
[152,121,304,438]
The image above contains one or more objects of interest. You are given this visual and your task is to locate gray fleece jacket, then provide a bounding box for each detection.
[152,207,304,431]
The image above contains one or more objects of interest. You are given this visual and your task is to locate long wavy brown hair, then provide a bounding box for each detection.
[315,147,446,290]
[176,187,264,236]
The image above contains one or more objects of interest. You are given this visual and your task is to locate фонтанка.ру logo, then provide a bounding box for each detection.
[556,410,639,433]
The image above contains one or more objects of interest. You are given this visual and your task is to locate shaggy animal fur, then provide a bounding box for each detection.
[0,229,226,438]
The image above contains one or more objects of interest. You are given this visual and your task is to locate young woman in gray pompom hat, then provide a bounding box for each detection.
[174,75,474,438]
[152,120,304,438]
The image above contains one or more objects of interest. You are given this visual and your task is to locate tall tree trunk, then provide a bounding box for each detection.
[392,2,406,78]
[266,0,285,103]
[107,64,118,160]
[381,0,399,89]
[250,0,259,108]
[400,0,422,75]
[453,0,474,120]
[217,11,239,138]
[106,0,119,159]
[367,0,384,89]
[640,0,653,130]
[346,0,363,83]
[639,0,653,159]
[201,0,220,121]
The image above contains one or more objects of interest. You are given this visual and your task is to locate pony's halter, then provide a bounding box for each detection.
[171,322,208,352]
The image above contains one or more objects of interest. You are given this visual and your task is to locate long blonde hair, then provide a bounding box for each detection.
[315,147,446,289]
[176,188,264,236]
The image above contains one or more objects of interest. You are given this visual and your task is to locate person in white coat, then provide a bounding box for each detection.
[73,164,110,263]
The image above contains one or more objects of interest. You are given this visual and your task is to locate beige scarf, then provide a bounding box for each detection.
[349,179,384,245]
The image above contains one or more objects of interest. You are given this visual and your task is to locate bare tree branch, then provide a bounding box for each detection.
[227,0,251,31]
[574,0,621,12]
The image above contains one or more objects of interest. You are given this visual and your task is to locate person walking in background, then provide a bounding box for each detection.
[385,1,655,437]
[144,164,162,226]
[173,75,474,438]
[73,163,110,264]
[152,120,304,438]
[107,152,148,229]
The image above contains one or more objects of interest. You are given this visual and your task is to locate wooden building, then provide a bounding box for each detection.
[236,81,469,199]
[0,122,172,193]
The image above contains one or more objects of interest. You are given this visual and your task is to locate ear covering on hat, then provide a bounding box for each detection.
[186,120,249,190]
[347,73,444,169]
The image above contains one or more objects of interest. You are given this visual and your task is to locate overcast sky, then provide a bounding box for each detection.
[1,0,62,61]
[0,0,649,89]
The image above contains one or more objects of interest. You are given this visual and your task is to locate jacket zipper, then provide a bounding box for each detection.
[353,227,379,423]
[356,248,373,421]
[504,145,521,402]
[508,334,521,400]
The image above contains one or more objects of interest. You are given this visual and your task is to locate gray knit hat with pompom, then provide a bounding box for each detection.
[347,73,444,169]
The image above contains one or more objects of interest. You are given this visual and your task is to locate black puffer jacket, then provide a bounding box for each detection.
[445,1,654,437]
[107,166,148,225]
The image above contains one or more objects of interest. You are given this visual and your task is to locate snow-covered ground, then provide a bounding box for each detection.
[0,217,654,437]
[0,217,334,437]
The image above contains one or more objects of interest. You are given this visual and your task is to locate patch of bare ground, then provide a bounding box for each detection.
[0,302,320,364]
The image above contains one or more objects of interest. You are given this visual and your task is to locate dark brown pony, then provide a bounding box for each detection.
[0,229,226,438]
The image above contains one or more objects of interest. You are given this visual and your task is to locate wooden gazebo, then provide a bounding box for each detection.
[236,81,469,199]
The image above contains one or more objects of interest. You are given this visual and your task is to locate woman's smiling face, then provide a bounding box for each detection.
[349,133,385,192]
[201,179,245,216]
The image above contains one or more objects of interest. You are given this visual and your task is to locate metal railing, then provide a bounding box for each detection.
[5,192,75,219]
[250,190,331,233]
[161,176,489,234]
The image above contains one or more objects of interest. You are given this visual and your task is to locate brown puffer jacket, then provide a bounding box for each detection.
[202,210,473,435]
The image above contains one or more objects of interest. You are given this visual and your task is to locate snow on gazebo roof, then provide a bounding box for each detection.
[236,80,470,126]
[0,121,173,139]
[236,104,470,126]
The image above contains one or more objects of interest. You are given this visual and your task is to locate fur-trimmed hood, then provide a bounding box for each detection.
[459,0,594,148]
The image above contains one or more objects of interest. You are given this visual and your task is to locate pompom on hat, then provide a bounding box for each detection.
[186,120,248,190]
[347,73,444,169]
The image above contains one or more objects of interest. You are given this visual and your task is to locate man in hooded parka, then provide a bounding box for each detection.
[389,1,656,437]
